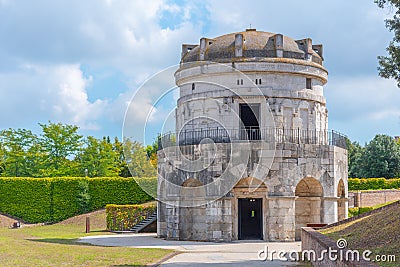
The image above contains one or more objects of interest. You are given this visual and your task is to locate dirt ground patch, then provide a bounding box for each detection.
[0,213,17,228]
[57,209,106,229]
[1,209,107,230]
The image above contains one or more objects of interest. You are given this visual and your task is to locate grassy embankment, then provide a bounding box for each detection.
[321,202,399,267]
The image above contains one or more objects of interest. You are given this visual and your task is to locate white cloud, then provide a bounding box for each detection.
[0,0,202,135]
[326,76,400,141]
[0,0,398,143]
[0,64,106,130]
[326,76,400,120]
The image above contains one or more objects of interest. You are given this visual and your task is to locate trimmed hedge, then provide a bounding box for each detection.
[89,177,155,211]
[349,178,400,191]
[0,178,53,223]
[0,177,157,223]
[106,204,156,231]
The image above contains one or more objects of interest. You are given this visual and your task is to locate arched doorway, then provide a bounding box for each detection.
[232,177,268,240]
[179,178,206,240]
[337,179,346,221]
[295,177,323,240]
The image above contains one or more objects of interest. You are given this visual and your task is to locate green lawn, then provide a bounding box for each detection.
[0,211,172,267]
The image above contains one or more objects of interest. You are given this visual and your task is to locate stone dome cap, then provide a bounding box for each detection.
[181,29,324,65]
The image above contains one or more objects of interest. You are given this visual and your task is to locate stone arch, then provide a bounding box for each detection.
[179,178,206,240]
[234,176,268,189]
[295,177,323,240]
[295,177,323,197]
[337,179,346,221]
[232,177,268,240]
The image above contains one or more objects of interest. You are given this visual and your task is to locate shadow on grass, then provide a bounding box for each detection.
[27,238,95,246]
[27,237,120,247]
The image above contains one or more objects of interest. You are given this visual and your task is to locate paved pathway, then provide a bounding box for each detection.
[78,233,307,266]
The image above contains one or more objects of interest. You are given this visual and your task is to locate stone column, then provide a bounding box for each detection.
[166,202,180,240]
[322,197,338,224]
[157,201,167,238]
[344,198,349,219]
[268,196,296,241]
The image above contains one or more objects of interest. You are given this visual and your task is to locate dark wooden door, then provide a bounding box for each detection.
[238,198,262,240]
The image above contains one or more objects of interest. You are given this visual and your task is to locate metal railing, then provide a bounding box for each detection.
[158,127,347,150]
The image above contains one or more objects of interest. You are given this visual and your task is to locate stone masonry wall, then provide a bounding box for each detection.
[348,190,400,207]
[158,142,347,241]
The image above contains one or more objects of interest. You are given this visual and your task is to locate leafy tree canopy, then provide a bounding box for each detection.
[0,122,157,178]
[376,0,400,86]
[350,134,400,178]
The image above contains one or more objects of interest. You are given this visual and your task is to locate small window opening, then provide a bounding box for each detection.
[259,79,262,85]
[237,79,240,85]
[192,83,195,90]
[306,78,312,89]
[255,79,258,85]
[241,79,243,85]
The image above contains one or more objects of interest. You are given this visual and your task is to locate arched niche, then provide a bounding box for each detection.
[294,177,323,240]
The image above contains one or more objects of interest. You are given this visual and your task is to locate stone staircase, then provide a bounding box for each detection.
[130,211,157,233]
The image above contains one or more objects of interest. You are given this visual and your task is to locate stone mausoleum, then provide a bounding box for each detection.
[157,29,348,241]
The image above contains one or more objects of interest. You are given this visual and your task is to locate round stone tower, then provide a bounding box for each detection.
[157,29,348,241]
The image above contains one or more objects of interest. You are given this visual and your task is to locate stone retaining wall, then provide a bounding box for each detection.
[301,227,378,267]
[348,189,400,207]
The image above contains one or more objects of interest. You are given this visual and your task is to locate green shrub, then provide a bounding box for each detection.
[348,206,374,217]
[348,178,400,191]
[106,204,156,231]
[348,207,358,218]
[0,177,157,223]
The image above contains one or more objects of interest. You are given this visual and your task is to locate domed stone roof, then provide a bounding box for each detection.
[181,29,323,65]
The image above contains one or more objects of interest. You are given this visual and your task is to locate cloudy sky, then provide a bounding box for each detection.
[0,0,399,144]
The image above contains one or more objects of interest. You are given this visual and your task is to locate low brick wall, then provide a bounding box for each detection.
[301,227,378,267]
[348,189,400,207]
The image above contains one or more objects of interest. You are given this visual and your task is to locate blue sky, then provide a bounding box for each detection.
[0,0,399,145]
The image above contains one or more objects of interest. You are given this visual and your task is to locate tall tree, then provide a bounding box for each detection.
[359,134,400,178]
[0,141,5,175]
[123,138,156,177]
[346,138,365,177]
[113,137,130,177]
[0,129,42,177]
[146,137,159,168]
[76,136,120,177]
[39,122,82,176]
[376,0,400,86]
